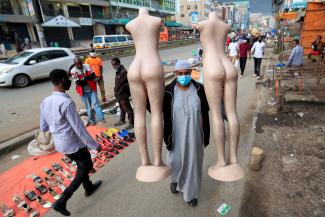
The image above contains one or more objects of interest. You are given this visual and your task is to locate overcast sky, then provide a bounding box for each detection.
[221,0,273,15]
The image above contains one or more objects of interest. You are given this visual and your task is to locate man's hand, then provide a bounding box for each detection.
[94,77,100,82]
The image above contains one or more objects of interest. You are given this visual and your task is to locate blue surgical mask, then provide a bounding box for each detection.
[177,75,191,86]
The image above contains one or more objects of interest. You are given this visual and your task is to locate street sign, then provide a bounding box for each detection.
[42,15,80,27]
[79,18,93,26]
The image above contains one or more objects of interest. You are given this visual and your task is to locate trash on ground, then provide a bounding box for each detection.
[11,154,21,160]
[297,112,304,118]
[217,203,232,216]
[268,101,277,106]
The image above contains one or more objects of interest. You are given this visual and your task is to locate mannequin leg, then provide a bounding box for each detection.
[129,80,151,165]
[146,77,165,166]
[224,72,240,164]
[204,74,226,167]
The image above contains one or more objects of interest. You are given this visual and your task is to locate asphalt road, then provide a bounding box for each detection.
[0,57,261,217]
[0,44,200,143]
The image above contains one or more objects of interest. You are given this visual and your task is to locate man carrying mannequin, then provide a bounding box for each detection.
[40,69,102,216]
[162,60,210,207]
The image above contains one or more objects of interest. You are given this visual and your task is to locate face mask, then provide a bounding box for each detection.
[177,75,191,86]
[63,79,72,90]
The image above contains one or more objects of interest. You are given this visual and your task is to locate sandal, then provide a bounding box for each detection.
[61,157,72,164]
[43,168,55,177]
[58,169,74,181]
[35,183,47,194]
[52,163,63,171]
[14,194,32,211]
[48,188,60,200]
[36,196,52,208]
[45,177,58,187]
[29,210,40,217]
[26,174,42,183]
[0,203,14,217]
[58,182,66,191]
[64,162,77,172]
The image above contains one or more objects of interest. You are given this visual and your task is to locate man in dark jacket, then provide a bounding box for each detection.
[163,60,210,207]
[111,57,134,130]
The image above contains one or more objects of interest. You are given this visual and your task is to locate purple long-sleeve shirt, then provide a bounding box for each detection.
[40,92,98,154]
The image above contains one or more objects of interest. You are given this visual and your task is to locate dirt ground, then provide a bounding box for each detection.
[239,88,325,216]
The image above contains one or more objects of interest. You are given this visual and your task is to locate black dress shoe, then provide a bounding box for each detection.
[187,199,198,207]
[53,199,71,216]
[85,181,102,197]
[170,183,178,194]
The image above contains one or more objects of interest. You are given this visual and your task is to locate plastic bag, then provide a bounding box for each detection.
[27,130,56,156]
[235,59,240,68]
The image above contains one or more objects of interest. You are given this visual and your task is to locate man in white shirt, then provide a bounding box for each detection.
[228,39,239,64]
[40,69,102,216]
[251,36,265,79]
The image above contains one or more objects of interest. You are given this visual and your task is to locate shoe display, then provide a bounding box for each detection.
[114,120,126,127]
[0,203,14,217]
[61,157,72,164]
[52,163,63,171]
[170,183,178,194]
[187,199,198,207]
[85,181,102,197]
[58,182,66,191]
[43,168,55,177]
[58,169,74,181]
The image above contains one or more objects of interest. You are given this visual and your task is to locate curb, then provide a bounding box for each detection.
[0,71,177,157]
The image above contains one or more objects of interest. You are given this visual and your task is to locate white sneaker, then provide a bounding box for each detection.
[240,75,243,78]
[257,76,261,80]
[253,74,257,77]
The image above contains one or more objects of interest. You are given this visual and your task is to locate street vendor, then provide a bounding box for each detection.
[162,60,210,207]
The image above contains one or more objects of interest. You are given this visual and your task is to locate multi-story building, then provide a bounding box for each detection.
[0,0,38,46]
[176,0,214,26]
[1,0,176,48]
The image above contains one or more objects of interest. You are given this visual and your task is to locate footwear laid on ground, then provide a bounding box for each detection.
[114,120,126,126]
[187,199,198,207]
[88,122,96,126]
[240,75,243,78]
[170,183,178,194]
[123,124,134,131]
[0,203,14,217]
[85,181,102,197]
[97,120,106,126]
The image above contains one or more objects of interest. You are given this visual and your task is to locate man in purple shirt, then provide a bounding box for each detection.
[40,69,102,216]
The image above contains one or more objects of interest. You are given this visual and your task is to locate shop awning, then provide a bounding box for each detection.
[279,12,299,20]
[42,15,80,27]
[95,18,130,25]
[164,21,183,27]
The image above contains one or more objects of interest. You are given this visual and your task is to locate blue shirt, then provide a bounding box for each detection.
[40,92,98,154]
[288,45,304,66]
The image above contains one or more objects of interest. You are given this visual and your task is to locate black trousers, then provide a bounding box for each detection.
[63,147,93,199]
[119,98,134,125]
[239,57,247,75]
[254,57,262,76]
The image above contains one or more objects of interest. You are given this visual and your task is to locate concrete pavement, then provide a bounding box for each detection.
[0,44,200,143]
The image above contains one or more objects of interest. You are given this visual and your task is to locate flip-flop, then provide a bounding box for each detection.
[0,203,14,217]
[48,188,60,200]
[45,177,58,187]
[36,196,52,208]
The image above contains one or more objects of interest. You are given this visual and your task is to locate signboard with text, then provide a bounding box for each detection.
[79,18,93,26]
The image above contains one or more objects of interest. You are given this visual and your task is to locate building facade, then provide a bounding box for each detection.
[0,0,176,48]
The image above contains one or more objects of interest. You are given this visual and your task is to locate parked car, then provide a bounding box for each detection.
[93,34,133,49]
[0,48,75,88]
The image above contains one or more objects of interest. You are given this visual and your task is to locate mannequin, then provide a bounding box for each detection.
[126,8,171,182]
[194,12,244,181]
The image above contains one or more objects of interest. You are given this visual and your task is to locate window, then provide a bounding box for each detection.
[189,12,191,16]
[93,37,103,43]
[180,5,184,10]
[26,52,51,65]
[105,36,118,43]
[5,51,33,65]
[48,50,68,59]
[187,5,190,9]
[181,14,185,17]
[117,36,127,42]
[194,5,197,9]
[127,36,133,41]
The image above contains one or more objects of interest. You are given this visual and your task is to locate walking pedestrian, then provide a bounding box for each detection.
[162,60,210,207]
[70,57,105,125]
[85,51,107,102]
[40,69,102,216]
[251,36,265,80]
[111,57,134,130]
[228,39,239,64]
[89,43,95,52]
[239,38,251,78]
[0,42,7,58]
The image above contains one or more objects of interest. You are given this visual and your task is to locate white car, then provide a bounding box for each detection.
[0,48,75,88]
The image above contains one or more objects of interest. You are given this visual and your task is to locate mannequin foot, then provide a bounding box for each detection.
[229,157,238,165]
[136,165,171,182]
[208,164,244,182]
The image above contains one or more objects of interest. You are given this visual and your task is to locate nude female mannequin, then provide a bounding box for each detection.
[125,8,171,182]
[194,12,244,181]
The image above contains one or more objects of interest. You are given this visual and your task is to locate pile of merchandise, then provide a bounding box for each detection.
[0,128,135,217]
